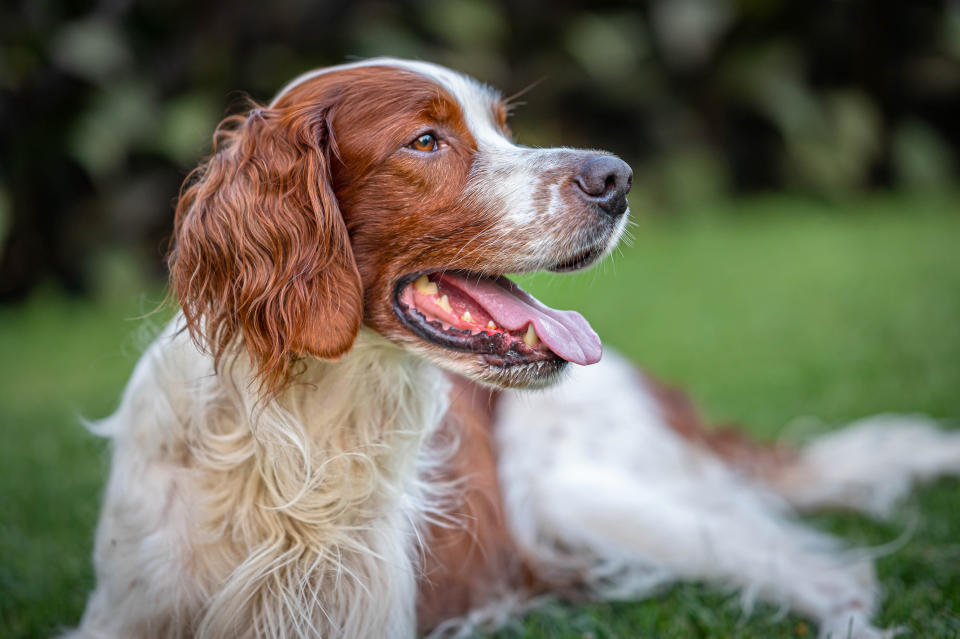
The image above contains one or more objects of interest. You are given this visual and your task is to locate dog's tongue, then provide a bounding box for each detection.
[441,273,602,365]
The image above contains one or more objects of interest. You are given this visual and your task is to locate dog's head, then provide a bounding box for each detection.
[169,58,631,392]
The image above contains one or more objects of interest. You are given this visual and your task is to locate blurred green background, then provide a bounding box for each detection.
[1,1,959,637]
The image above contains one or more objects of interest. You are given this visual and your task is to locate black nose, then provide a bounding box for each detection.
[574,155,633,218]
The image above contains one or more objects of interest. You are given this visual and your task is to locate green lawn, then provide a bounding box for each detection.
[2,193,959,638]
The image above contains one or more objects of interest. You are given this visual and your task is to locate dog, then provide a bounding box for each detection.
[70,58,960,639]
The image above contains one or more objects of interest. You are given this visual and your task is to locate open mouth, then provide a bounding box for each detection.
[393,270,602,370]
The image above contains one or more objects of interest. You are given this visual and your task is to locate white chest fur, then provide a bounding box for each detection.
[79,323,449,639]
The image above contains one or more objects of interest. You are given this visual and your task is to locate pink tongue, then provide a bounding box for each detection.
[441,273,602,366]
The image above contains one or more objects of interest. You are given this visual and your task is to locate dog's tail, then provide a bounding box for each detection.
[769,414,960,517]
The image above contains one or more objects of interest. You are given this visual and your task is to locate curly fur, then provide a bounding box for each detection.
[72,323,448,638]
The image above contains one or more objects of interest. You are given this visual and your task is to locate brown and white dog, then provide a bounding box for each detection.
[71,58,960,639]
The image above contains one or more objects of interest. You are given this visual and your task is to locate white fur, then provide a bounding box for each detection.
[492,351,957,639]
[773,414,960,517]
[71,319,450,638]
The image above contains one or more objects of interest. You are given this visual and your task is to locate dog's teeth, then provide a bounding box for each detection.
[487,321,497,330]
[523,324,539,347]
[461,311,473,322]
[414,275,438,296]
[436,294,453,313]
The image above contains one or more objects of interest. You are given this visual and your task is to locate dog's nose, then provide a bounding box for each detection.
[574,155,633,218]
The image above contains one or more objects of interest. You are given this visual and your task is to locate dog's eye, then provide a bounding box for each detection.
[409,133,438,152]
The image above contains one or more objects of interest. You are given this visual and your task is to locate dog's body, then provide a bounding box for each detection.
[71,59,960,638]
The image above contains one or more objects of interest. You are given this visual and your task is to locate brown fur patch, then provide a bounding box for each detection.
[169,98,364,394]
[416,375,541,633]
[643,373,798,477]
[169,66,486,393]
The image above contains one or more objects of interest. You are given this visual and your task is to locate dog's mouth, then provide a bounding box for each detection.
[393,270,602,371]
[547,244,607,273]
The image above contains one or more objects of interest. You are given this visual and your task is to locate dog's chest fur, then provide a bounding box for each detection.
[84,323,449,638]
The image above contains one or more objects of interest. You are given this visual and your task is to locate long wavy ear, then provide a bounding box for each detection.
[168,103,363,392]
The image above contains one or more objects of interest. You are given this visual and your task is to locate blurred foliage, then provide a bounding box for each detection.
[1,0,958,301]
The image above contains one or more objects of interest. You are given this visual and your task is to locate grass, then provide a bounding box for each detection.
[1,193,959,638]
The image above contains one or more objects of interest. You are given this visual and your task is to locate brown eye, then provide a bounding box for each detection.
[409,133,438,152]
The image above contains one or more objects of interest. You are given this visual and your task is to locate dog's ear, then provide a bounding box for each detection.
[169,103,363,392]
